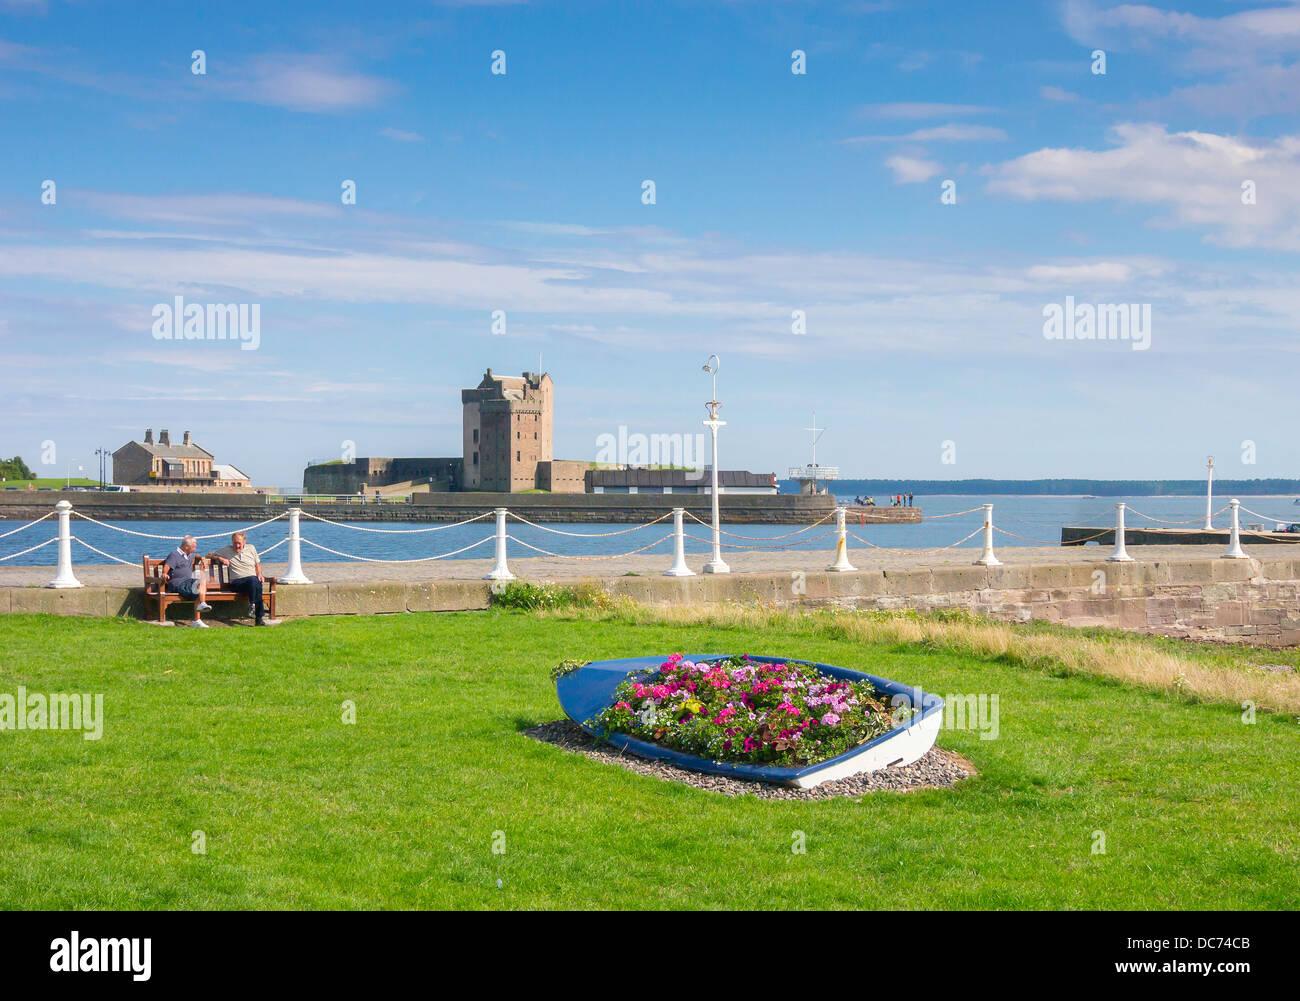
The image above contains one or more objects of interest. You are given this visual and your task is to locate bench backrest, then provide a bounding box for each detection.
[142,554,232,589]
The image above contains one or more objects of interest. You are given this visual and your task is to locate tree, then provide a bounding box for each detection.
[0,456,34,480]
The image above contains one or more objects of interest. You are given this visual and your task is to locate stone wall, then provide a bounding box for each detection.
[8,553,1300,646]
[302,458,461,494]
[0,489,839,523]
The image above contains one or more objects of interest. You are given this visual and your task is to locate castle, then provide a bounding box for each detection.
[303,369,586,495]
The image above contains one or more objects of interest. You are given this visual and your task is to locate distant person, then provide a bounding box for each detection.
[907,491,913,506]
[208,531,279,626]
[162,535,211,628]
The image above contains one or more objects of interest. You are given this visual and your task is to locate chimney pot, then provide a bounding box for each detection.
[144,429,153,444]
[183,431,191,446]
[159,429,170,446]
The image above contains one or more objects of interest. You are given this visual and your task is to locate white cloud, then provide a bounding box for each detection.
[1039,85,1079,103]
[72,191,340,226]
[1060,1,1300,117]
[986,123,1300,249]
[379,127,424,142]
[213,54,396,113]
[1026,262,1134,283]
[842,124,1007,145]
[857,102,996,119]
[884,155,942,183]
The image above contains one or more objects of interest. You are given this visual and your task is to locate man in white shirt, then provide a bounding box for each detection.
[207,531,278,626]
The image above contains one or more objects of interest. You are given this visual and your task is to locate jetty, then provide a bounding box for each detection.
[1062,526,1300,546]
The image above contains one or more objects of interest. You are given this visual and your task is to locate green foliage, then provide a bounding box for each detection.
[550,658,588,684]
[491,579,628,612]
[0,456,34,481]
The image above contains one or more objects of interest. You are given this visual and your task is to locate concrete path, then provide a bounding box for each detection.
[0,544,1231,587]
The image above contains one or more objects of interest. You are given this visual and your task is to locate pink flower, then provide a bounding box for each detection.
[821,712,841,726]
[615,701,631,711]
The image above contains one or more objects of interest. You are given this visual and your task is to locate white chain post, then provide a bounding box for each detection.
[974,502,1001,566]
[279,507,313,584]
[46,500,83,589]
[485,507,515,581]
[827,505,856,572]
[1108,502,1134,562]
[664,507,695,577]
[1223,498,1248,559]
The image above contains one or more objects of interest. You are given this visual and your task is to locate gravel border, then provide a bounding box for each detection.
[522,719,976,800]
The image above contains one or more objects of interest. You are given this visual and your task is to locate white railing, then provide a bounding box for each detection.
[8,496,1300,590]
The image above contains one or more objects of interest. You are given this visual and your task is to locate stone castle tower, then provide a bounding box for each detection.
[461,369,554,491]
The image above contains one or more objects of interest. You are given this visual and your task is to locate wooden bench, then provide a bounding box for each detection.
[142,555,278,624]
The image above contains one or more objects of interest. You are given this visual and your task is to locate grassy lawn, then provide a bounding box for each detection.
[0,608,1296,909]
[1,478,99,490]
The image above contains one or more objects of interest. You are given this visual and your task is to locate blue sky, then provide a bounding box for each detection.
[2,0,1298,488]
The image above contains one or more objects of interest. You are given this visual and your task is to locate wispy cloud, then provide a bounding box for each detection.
[379,127,424,142]
[858,102,996,119]
[842,124,1007,145]
[1039,85,1079,103]
[884,155,943,182]
[208,54,398,113]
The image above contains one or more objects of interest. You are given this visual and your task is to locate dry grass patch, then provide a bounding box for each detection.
[548,603,1300,715]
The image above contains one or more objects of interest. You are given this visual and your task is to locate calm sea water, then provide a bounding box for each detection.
[3,493,1297,567]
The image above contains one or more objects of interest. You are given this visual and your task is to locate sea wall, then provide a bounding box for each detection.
[7,553,1300,647]
[0,490,841,524]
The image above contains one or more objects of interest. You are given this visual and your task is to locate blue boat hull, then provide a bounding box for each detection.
[555,655,944,788]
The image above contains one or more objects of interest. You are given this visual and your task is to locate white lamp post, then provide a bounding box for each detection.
[701,354,729,574]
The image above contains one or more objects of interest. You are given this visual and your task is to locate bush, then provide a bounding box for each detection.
[490,579,630,612]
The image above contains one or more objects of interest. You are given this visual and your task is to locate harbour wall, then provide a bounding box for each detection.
[0,491,857,525]
[8,553,1300,647]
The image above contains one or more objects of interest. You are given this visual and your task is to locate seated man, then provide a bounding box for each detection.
[162,535,212,628]
[208,531,278,626]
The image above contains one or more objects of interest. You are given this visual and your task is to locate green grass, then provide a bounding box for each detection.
[1,610,1296,909]
[0,478,99,490]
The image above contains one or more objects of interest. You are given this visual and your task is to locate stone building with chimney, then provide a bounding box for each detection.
[112,429,217,487]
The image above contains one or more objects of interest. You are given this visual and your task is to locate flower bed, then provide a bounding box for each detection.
[586,654,907,767]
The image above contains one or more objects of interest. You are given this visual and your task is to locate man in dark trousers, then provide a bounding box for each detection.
[208,531,279,626]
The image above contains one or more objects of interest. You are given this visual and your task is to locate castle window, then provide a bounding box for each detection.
[517,451,521,461]
[473,429,479,444]
[473,452,478,466]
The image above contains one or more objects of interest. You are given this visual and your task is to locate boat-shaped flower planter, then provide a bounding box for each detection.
[556,654,945,789]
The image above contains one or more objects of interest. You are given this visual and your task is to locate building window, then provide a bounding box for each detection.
[516,451,521,461]
[473,452,478,466]
[473,429,479,444]
[534,432,537,440]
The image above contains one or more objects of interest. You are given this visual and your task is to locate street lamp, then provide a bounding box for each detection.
[701,354,729,574]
